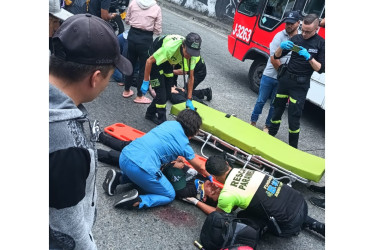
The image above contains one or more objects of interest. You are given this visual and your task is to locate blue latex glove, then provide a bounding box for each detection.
[208,175,214,183]
[141,80,149,95]
[298,46,311,60]
[280,40,294,50]
[186,99,195,111]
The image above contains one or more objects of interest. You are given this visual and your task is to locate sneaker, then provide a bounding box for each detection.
[91,120,101,142]
[250,121,256,127]
[309,197,325,210]
[102,169,121,196]
[206,87,212,101]
[114,189,141,209]
[263,125,269,133]
[308,185,325,194]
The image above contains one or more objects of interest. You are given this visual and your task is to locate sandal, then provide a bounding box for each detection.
[122,90,134,98]
[133,96,151,104]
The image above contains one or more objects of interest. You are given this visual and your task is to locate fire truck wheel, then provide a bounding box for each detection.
[248,59,266,94]
[109,15,125,36]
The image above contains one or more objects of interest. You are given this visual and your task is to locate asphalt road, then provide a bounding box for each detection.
[86,3,325,249]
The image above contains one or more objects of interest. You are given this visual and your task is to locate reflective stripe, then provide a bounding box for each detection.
[150,79,160,87]
[289,128,300,133]
[271,119,281,124]
[159,70,164,75]
[289,97,297,103]
[276,94,288,98]
[156,104,166,108]
[164,73,174,77]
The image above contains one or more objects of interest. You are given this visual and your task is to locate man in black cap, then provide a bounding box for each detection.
[250,11,300,133]
[140,33,202,125]
[49,14,132,249]
[269,13,325,148]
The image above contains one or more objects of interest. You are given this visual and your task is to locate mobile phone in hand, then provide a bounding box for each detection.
[291,45,301,53]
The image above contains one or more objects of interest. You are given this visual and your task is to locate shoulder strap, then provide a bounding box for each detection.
[221,217,234,248]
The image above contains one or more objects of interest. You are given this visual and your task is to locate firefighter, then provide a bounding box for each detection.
[269,13,325,148]
[141,33,202,125]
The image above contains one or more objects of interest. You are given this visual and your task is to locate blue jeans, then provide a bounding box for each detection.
[111,33,129,82]
[251,75,279,126]
[119,155,175,209]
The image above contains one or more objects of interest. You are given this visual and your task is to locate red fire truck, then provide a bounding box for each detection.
[228,0,325,109]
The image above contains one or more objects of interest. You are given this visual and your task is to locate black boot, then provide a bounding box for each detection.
[289,132,299,148]
[308,221,325,237]
[205,87,212,101]
[303,216,325,237]
[268,122,280,136]
[156,108,167,125]
[310,197,325,210]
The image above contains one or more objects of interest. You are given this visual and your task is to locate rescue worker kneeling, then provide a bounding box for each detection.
[182,155,325,237]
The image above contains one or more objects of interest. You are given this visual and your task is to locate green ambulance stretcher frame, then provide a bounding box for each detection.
[170,101,325,185]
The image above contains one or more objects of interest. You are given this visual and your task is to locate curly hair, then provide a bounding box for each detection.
[176,109,202,137]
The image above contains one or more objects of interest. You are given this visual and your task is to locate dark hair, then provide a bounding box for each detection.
[303,14,319,26]
[205,155,229,176]
[176,109,202,137]
[205,195,218,207]
[49,54,115,83]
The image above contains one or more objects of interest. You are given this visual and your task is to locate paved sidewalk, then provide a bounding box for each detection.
[159,0,233,34]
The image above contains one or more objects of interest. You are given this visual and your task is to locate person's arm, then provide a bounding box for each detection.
[183,197,226,215]
[153,7,162,35]
[298,43,324,73]
[269,33,282,70]
[49,148,96,249]
[270,56,281,70]
[173,68,184,75]
[182,197,217,214]
[144,55,156,81]
[196,201,217,214]
[100,0,116,21]
[188,157,211,178]
[308,58,322,72]
[101,8,116,21]
[273,46,283,59]
[186,69,195,100]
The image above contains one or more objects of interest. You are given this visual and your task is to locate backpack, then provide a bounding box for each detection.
[200,211,261,250]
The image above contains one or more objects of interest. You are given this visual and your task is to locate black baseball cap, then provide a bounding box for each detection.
[52,14,132,76]
[185,33,202,57]
[284,11,301,24]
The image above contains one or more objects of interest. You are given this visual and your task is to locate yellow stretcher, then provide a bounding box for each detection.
[170,101,325,185]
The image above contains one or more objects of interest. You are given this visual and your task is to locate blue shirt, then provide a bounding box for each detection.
[121,121,195,175]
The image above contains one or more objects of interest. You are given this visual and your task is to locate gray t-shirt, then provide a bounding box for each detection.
[263,30,292,79]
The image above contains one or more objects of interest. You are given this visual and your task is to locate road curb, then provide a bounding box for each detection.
[159,0,233,35]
